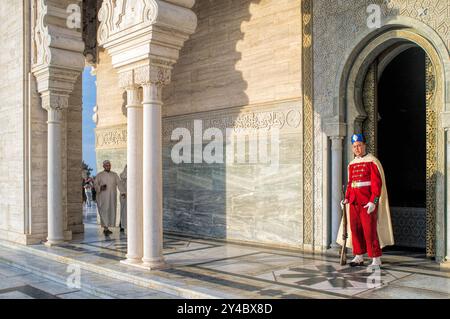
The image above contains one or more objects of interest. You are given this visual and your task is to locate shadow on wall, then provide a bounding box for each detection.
[162,0,260,240]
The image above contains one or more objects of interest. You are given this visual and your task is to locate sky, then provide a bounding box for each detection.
[82,66,97,176]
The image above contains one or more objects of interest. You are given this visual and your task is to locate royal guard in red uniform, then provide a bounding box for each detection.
[337,134,394,267]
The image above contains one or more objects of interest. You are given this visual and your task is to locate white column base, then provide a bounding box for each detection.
[120,259,169,271]
[120,258,143,266]
[44,239,65,247]
[141,261,168,271]
[140,258,169,271]
[45,230,71,246]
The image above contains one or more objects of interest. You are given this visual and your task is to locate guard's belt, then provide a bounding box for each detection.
[352,181,371,188]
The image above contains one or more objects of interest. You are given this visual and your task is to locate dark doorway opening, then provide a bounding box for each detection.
[377,46,427,252]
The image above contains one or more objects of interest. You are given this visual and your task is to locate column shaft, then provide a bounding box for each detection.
[124,87,144,263]
[46,108,64,245]
[330,137,343,248]
[142,83,165,268]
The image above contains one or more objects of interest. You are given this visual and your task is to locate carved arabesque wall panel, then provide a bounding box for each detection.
[302,0,314,248]
[425,55,437,257]
[362,63,377,156]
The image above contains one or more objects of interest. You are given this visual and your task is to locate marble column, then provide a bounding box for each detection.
[141,82,166,269]
[97,0,197,269]
[330,136,344,248]
[42,94,67,246]
[31,0,85,245]
[123,86,144,264]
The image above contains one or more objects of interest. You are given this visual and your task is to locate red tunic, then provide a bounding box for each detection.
[345,158,383,258]
[345,161,382,206]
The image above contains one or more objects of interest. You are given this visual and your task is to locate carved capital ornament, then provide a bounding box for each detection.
[31,0,85,111]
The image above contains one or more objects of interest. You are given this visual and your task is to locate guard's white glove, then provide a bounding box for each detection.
[340,199,348,210]
[364,202,376,214]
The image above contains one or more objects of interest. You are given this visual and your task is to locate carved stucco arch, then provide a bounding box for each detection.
[345,29,444,146]
[331,16,450,124]
[332,17,450,260]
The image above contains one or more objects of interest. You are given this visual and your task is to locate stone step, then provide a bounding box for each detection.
[0,239,342,299]
[0,240,233,298]
[0,244,179,299]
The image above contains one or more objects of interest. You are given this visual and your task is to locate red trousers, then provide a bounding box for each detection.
[349,203,382,258]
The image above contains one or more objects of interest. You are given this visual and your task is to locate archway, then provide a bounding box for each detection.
[340,27,449,260]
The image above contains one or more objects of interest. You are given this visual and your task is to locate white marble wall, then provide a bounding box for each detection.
[162,101,304,248]
[0,1,26,242]
[94,0,305,249]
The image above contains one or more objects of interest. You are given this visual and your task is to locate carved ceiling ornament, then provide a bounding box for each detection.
[97,0,197,112]
[31,0,85,111]
[31,0,85,69]
[32,0,51,67]
[98,0,158,45]
[97,0,197,69]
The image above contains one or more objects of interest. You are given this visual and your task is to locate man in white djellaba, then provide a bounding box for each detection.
[94,160,126,235]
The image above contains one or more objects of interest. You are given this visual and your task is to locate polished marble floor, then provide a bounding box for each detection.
[0,262,98,299]
[0,204,448,299]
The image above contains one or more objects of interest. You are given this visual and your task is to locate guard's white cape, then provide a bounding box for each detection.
[337,153,395,249]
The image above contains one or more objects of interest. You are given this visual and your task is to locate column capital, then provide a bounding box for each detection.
[40,91,70,112]
[33,66,83,93]
[118,69,137,90]
[330,136,344,151]
[135,61,173,87]
[118,64,172,90]
[322,117,347,138]
[141,81,164,106]
[125,86,143,109]
[33,66,81,113]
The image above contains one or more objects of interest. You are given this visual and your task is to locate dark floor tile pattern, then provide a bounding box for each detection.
[0,285,59,299]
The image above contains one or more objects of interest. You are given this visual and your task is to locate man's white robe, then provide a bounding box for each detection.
[94,170,125,227]
[119,165,127,229]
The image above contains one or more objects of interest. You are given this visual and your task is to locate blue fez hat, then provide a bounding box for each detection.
[351,134,365,144]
